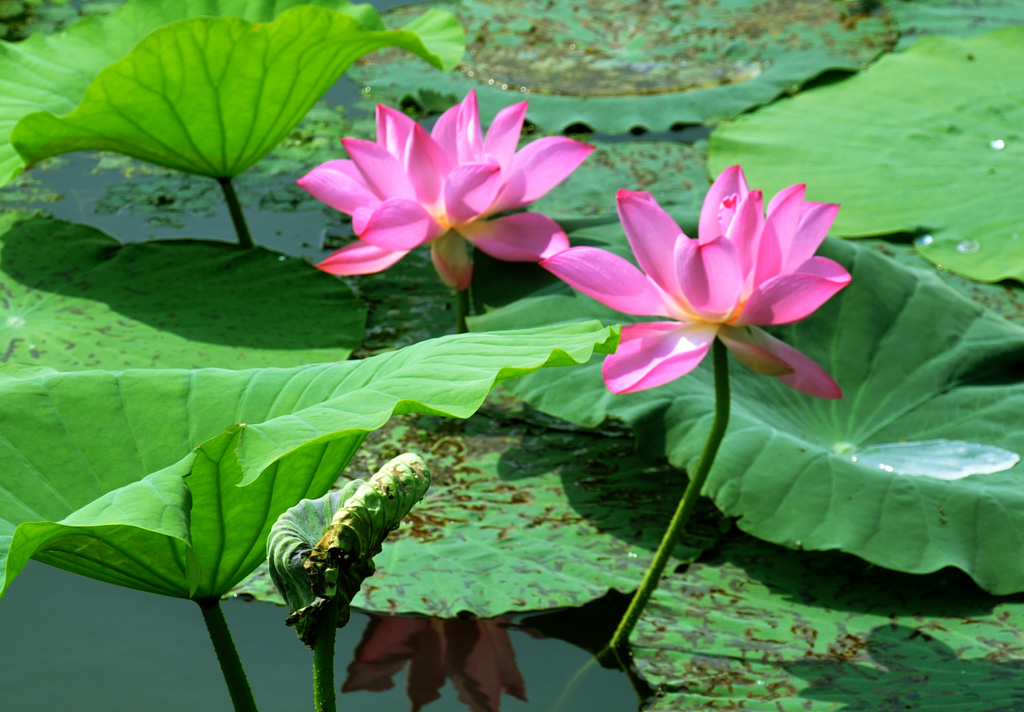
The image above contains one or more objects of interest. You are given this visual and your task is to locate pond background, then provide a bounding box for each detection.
[0,561,636,711]
[0,1,640,710]
[3,1,1024,711]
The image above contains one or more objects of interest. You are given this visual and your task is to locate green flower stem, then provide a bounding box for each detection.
[217,176,254,249]
[312,596,340,712]
[455,288,470,334]
[197,598,261,712]
[605,338,731,653]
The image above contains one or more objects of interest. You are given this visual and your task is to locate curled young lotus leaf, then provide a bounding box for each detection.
[268,453,429,646]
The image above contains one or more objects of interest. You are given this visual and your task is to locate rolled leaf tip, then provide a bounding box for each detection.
[267,453,430,647]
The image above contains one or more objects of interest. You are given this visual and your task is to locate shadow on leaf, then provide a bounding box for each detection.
[0,216,365,367]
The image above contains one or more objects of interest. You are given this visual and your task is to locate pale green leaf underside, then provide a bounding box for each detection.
[0,215,365,370]
[473,235,1024,594]
[10,4,462,178]
[635,535,1024,710]
[0,0,463,183]
[0,323,615,603]
[708,28,1024,283]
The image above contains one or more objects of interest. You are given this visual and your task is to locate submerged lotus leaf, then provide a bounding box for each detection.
[0,215,365,369]
[891,0,1024,49]
[0,0,97,41]
[0,322,616,603]
[528,139,709,222]
[268,453,429,645]
[635,535,1024,710]
[0,0,463,183]
[472,233,1024,594]
[234,403,730,617]
[709,28,1024,283]
[350,0,896,133]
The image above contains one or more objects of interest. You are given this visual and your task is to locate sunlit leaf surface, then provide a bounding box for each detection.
[349,0,896,133]
[0,0,463,183]
[473,233,1024,594]
[0,323,615,602]
[709,28,1024,282]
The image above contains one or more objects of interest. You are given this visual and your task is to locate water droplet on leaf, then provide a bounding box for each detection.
[956,240,981,254]
[990,139,1006,150]
[847,439,1019,480]
[914,234,933,247]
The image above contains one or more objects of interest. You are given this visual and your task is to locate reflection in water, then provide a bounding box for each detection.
[343,615,528,712]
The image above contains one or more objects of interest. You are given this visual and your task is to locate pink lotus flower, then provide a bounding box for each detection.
[541,166,851,397]
[298,91,593,290]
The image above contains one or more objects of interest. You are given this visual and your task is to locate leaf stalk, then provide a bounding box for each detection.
[605,337,731,652]
[197,598,261,712]
[455,287,470,334]
[312,596,340,712]
[217,176,254,249]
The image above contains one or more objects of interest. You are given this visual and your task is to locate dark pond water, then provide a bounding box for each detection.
[1,561,640,711]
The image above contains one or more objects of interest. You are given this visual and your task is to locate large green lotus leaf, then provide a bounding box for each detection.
[634,534,1024,710]
[349,0,896,133]
[0,0,463,184]
[235,404,729,617]
[891,0,1024,49]
[864,239,1024,326]
[0,215,365,369]
[708,28,1024,283]
[0,322,616,602]
[10,4,463,179]
[472,235,1024,594]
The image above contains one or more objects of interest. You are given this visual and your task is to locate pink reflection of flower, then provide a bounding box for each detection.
[541,166,851,397]
[343,615,527,712]
[298,91,593,290]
